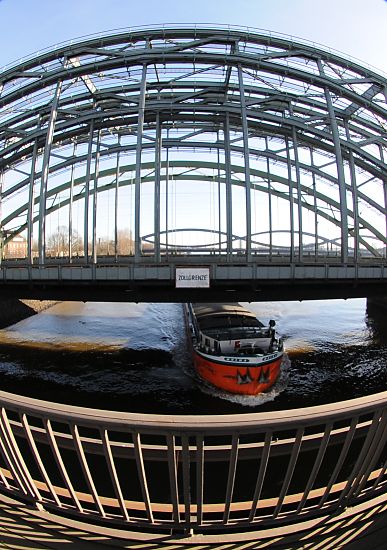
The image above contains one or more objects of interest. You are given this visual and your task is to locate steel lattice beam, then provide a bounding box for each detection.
[0,26,385,268]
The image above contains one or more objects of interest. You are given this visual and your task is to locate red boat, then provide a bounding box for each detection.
[185,303,284,395]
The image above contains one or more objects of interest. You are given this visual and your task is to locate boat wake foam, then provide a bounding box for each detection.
[195,354,291,407]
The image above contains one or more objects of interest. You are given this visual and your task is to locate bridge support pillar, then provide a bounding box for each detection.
[367,296,387,312]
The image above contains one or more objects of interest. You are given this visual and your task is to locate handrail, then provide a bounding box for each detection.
[0,387,386,541]
[1,388,387,431]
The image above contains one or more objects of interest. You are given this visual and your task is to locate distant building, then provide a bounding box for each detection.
[3,234,27,259]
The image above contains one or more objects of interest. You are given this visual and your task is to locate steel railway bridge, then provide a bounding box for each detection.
[0,26,386,548]
[0,27,387,300]
[0,26,386,301]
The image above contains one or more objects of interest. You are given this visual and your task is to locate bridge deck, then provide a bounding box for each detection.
[0,256,386,302]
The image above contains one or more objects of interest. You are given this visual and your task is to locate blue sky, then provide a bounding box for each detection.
[0,0,386,73]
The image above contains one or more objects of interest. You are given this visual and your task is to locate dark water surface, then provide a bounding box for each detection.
[0,299,386,414]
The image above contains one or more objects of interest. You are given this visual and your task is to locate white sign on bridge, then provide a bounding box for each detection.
[175,267,210,288]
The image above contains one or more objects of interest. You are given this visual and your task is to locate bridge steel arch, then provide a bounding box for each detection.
[0,26,386,301]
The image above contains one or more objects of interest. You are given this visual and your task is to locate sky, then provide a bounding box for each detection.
[0,0,386,74]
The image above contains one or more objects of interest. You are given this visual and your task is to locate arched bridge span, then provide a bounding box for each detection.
[0,26,386,301]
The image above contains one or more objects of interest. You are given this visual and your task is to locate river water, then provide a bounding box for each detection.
[0,299,385,414]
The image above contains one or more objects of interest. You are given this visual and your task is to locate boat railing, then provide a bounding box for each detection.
[0,388,386,542]
[205,326,272,340]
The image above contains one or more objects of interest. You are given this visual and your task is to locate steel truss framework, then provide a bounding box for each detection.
[0,26,386,269]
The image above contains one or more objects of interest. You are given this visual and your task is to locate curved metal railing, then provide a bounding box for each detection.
[0,388,386,541]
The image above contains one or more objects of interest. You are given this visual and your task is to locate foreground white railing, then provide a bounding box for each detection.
[0,389,386,542]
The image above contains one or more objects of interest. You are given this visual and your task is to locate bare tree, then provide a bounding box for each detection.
[97,236,114,256]
[117,228,134,255]
[47,226,83,257]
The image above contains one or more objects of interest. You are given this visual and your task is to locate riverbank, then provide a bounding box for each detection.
[0,299,60,329]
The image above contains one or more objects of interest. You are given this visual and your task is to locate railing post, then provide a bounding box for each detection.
[167,433,180,525]
[0,408,41,502]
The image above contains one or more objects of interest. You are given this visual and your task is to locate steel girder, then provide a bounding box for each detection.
[0,26,386,264]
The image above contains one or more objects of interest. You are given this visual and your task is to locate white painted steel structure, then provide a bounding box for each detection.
[0,388,386,545]
[0,26,386,297]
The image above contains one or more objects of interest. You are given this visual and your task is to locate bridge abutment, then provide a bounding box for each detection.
[0,299,58,329]
[368,296,387,312]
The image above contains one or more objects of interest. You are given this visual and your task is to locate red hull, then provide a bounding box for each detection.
[193,351,283,395]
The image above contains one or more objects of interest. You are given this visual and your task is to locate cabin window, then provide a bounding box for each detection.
[205,338,210,347]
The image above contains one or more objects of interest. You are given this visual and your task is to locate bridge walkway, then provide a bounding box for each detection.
[0,493,386,549]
